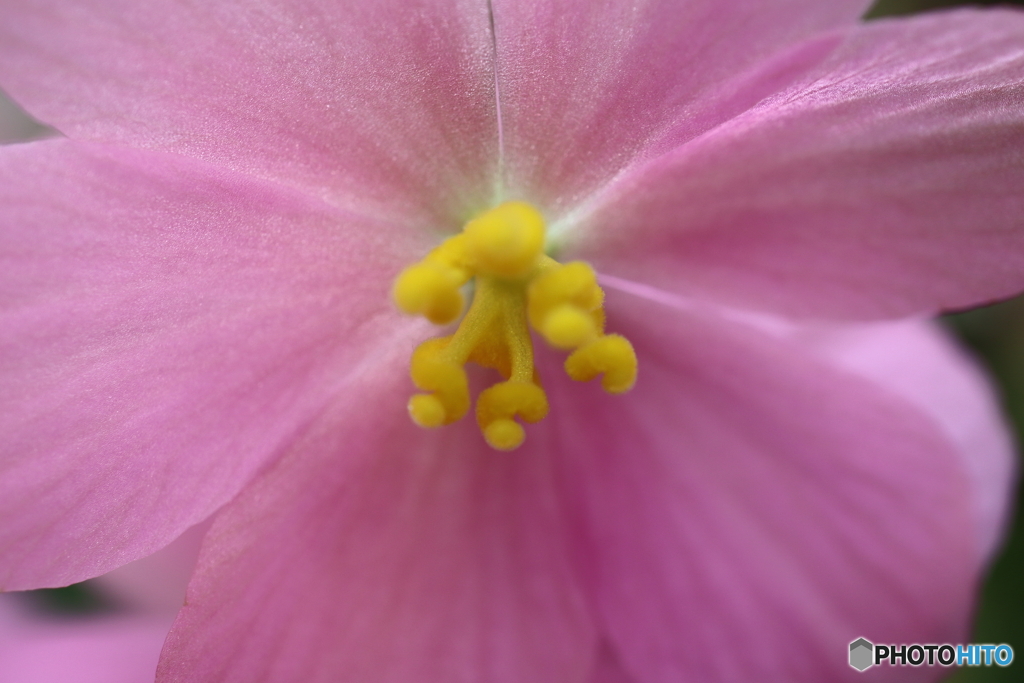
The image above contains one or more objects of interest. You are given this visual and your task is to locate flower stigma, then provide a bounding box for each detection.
[393,202,637,451]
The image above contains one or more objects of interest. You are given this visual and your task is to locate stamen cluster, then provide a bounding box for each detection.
[393,202,636,450]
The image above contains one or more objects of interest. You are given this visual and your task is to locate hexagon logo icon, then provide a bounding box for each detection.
[849,638,874,671]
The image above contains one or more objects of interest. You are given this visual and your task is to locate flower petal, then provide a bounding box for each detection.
[547,291,991,682]
[792,319,1016,564]
[587,641,635,683]
[491,0,871,213]
[159,356,595,683]
[571,9,1024,319]
[0,139,424,589]
[0,0,498,225]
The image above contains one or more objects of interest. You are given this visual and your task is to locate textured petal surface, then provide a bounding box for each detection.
[159,354,595,683]
[0,598,173,683]
[0,0,498,226]
[491,0,871,214]
[570,10,1024,319]
[547,291,985,682]
[0,140,424,589]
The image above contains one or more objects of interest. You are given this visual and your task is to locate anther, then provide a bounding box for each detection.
[527,261,604,349]
[409,338,470,426]
[565,334,638,394]
[476,381,550,451]
[539,304,597,349]
[463,201,545,278]
[408,394,446,428]
[394,201,637,450]
[393,262,466,325]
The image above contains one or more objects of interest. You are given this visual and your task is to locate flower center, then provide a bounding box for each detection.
[393,201,637,451]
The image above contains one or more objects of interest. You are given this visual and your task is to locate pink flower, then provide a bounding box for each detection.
[1,0,1023,681]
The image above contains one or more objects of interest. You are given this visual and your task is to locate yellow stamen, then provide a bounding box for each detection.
[393,263,465,325]
[393,201,637,450]
[463,201,546,277]
[527,261,604,349]
[565,334,638,394]
[477,381,549,451]
[408,337,470,427]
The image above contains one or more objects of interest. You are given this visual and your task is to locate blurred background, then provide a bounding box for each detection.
[0,1,1022,681]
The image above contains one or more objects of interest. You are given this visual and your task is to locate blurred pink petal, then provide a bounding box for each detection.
[157,288,1013,682]
[0,600,173,683]
[587,643,635,683]
[0,0,498,224]
[544,292,987,682]
[573,10,1024,319]
[160,353,593,683]
[0,521,205,683]
[793,319,1016,562]
[0,140,424,589]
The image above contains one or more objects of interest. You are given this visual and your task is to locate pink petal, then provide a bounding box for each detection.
[791,319,1016,564]
[0,0,498,226]
[547,290,992,682]
[0,598,173,683]
[0,140,425,590]
[587,642,635,683]
[570,9,1024,320]
[159,356,595,683]
[491,0,870,214]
